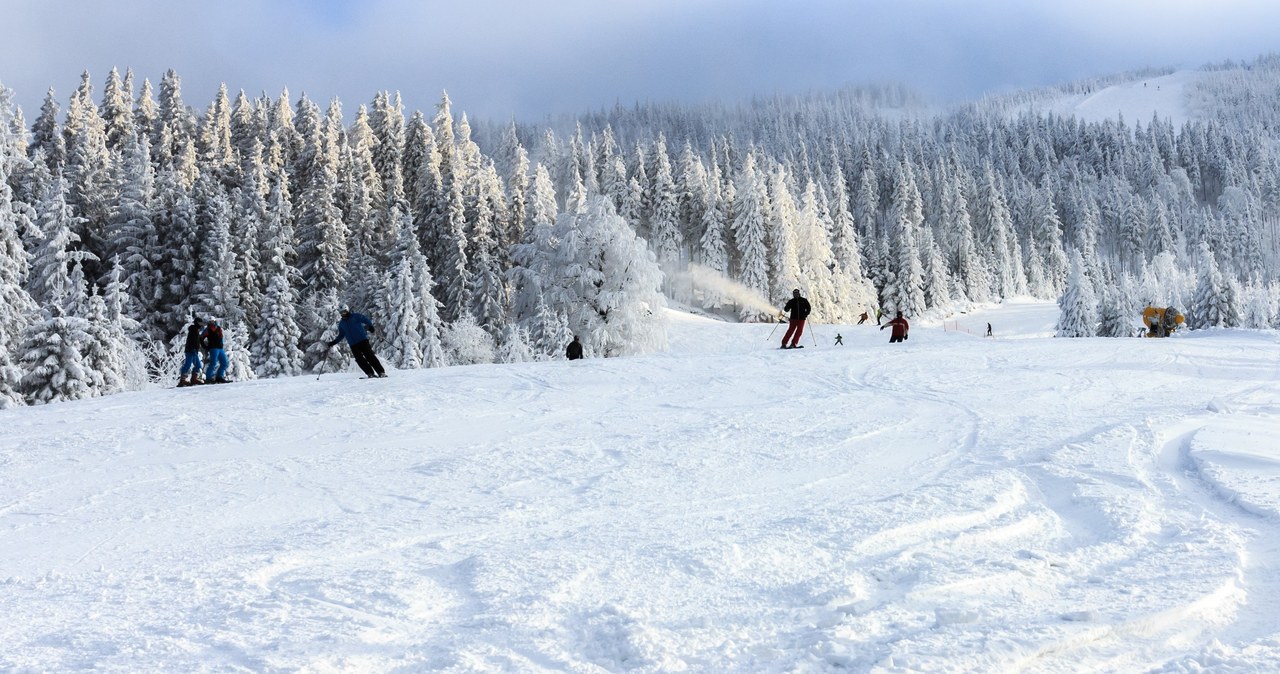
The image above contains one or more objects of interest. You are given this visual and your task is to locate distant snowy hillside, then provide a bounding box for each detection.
[4,302,1280,672]
[1016,70,1201,127]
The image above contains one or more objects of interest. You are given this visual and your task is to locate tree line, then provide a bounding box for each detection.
[2,57,1279,406]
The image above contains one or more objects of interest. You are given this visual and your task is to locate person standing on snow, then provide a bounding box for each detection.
[986,322,993,337]
[780,288,811,349]
[566,335,584,360]
[875,308,883,325]
[326,307,387,378]
[177,316,205,387]
[202,318,231,383]
[881,311,909,344]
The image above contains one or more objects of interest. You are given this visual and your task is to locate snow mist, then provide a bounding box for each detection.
[671,265,779,317]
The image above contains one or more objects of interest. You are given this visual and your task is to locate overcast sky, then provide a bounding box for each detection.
[4,0,1280,124]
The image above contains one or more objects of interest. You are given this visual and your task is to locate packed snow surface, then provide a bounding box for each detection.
[4,301,1280,672]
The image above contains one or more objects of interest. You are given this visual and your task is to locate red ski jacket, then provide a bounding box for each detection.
[886,317,909,338]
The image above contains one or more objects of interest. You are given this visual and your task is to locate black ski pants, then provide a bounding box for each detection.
[350,339,385,377]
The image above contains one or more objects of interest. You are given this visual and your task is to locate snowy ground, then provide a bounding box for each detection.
[1015,70,1200,127]
[4,301,1280,672]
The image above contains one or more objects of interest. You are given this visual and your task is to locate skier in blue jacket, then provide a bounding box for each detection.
[326,308,387,378]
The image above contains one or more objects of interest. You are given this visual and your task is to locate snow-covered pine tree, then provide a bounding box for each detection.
[295,101,349,299]
[767,165,803,305]
[19,305,95,405]
[1189,242,1241,329]
[1056,249,1098,338]
[466,162,509,335]
[794,180,840,321]
[151,167,201,335]
[648,136,683,269]
[30,89,65,170]
[381,257,423,369]
[508,163,558,324]
[0,319,22,408]
[528,296,573,360]
[547,196,666,357]
[1030,184,1069,296]
[1096,284,1135,338]
[222,321,257,383]
[884,163,927,317]
[697,165,728,310]
[0,131,37,406]
[975,164,1019,299]
[28,173,92,309]
[920,228,952,311]
[104,130,158,316]
[99,68,135,153]
[1240,279,1278,329]
[252,274,304,378]
[82,290,132,395]
[190,183,242,326]
[732,152,770,310]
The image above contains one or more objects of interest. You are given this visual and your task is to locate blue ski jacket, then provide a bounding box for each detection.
[330,313,374,347]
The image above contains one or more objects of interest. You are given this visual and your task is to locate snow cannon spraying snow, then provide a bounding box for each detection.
[1142,306,1184,337]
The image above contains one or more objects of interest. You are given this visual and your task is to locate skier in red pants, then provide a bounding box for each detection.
[780,288,811,349]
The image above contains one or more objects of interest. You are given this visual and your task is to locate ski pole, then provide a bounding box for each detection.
[809,322,819,347]
[767,319,783,341]
[317,347,329,380]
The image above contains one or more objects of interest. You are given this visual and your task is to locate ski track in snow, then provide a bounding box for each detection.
[3,302,1280,672]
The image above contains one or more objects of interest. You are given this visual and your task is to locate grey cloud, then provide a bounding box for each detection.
[3,0,1280,124]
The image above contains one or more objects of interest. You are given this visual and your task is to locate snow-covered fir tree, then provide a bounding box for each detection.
[546,196,666,357]
[252,274,304,378]
[1189,242,1241,329]
[1056,250,1099,338]
[19,305,95,405]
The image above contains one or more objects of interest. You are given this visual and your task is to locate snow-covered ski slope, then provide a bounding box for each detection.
[4,301,1280,672]
[1011,70,1200,127]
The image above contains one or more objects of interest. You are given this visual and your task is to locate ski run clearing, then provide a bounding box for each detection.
[4,300,1280,673]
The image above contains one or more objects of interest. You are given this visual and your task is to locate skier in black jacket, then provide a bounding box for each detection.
[780,289,811,349]
[177,316,204,387]
[566,336,584,360]
[202,319,231,383]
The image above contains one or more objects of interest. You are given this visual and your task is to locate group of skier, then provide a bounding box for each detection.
[177,317,230,386]
[778,289,909,350]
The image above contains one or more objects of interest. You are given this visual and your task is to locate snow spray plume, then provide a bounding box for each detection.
[671,265,777,317]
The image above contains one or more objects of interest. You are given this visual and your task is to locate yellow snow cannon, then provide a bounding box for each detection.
[1142,306,1185,337]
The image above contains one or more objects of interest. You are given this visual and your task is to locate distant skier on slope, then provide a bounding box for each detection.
[566,336,584,360]
[201,318,231,383]
[881,311,909,344]
[986,322,993,337]
[834,333,844,346]
[177,316,205,387]
[780,288,811,349]
[857,311,869,325]
[326,307,387,378]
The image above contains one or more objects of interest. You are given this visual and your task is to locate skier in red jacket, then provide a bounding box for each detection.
[881,311,909,343]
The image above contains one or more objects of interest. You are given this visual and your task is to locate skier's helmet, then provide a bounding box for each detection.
[792,288,801,296]
[340,307,352,318]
